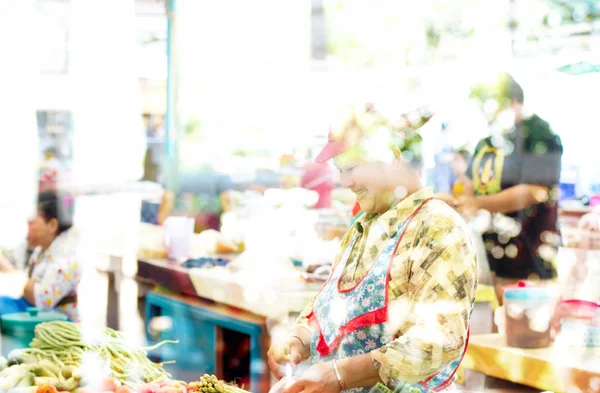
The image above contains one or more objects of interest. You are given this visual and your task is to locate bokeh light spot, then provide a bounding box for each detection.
[505,244,518,259]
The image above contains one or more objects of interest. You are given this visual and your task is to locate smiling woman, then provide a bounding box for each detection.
[267,103,478,393]
[326,104,429,214]
[334,149,422,215]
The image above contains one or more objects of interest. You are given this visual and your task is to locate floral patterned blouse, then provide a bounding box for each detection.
[28,228,81,321]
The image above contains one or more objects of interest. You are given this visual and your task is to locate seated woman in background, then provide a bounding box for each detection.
[0,191,81,321]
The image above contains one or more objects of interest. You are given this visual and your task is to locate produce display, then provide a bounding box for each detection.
[0,321,181,393]
[0,322,253,393]
[187,375,247,393]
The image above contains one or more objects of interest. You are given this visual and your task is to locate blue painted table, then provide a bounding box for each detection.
[144,290,270,393]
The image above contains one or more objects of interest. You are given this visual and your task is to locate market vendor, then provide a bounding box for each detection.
[0,191,81,321]
[455,74,563,303]
[267,104,478,393]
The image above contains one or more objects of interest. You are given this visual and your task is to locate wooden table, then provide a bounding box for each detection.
[137,256,320,318]
[461,334,600,393]
[136,257,319,393]
[137,256,198,297]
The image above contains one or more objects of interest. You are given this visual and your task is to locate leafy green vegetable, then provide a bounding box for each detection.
[369,383,393,393]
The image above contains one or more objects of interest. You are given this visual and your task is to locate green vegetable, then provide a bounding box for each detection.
[1,365,23,378]
[195,375,248,393]
[23,364,57,378]
[60,365,77,380]
[15,321,177,387]
[0,365,27,390]
[7,350,27,365]
[34,376,60,386]
[55,376,79,392]
[39,360,60,376]
[369,382,437,393]
[16,372,35,387]
[369,383,393,393]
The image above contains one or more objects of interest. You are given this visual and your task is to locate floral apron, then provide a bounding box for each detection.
[308,199,468,393]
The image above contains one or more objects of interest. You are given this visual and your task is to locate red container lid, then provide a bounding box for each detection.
[502,280,536,295]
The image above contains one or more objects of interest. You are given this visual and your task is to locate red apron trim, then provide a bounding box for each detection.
[311,198,433,357]
[313,307,389,356]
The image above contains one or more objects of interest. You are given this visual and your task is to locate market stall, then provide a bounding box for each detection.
[130,188,345,392]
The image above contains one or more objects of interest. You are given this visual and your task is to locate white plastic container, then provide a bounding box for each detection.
[163,216,194,261]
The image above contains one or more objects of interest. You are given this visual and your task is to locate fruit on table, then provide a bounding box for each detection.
[36,384,58,393]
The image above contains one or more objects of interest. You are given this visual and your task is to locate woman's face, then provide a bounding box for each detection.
[334,150,398,214]
[27,211,58,248]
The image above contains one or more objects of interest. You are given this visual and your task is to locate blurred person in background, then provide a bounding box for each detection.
[449,148,472,199]
[142,121,165,183]
[301,160,334,209]
[0,191,81,320]
[455,73,563,303]
[268,104,477,393]
[177,166,235,233]
[429,122,455,194]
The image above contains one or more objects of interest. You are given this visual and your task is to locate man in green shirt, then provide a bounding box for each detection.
[457,73,563,303]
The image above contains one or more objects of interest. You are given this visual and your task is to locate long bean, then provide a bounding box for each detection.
[21,321,177,387]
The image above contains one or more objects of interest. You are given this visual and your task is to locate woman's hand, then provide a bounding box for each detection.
[434,193,456,207]
[267,334,309,380]
[455,195,479,221]
[282,362,340,393]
